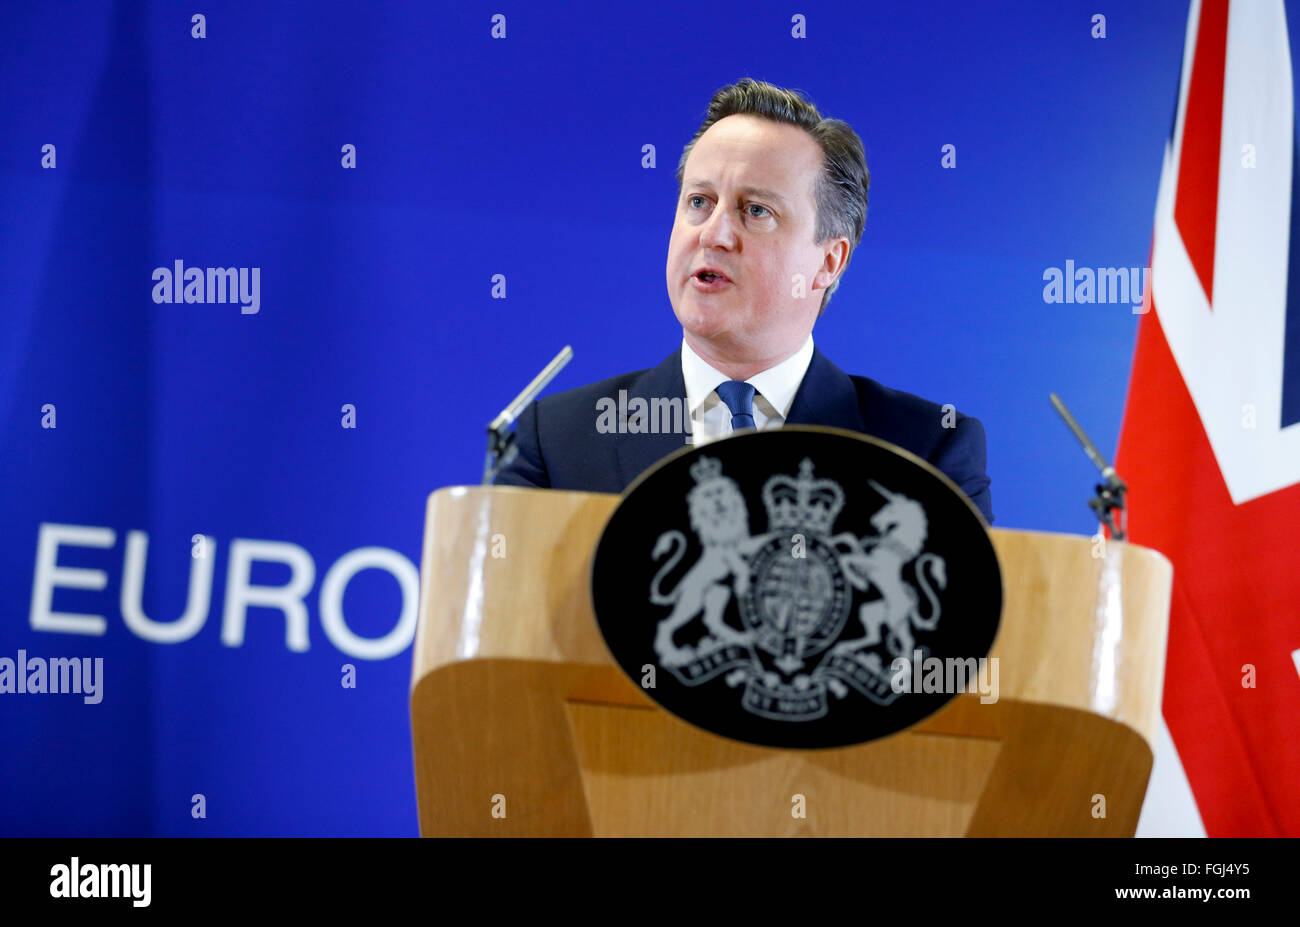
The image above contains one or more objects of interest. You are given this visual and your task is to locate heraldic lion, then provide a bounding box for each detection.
[650,460,769,666]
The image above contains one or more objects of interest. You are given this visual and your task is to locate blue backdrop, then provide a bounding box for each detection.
[1,1,1189,835]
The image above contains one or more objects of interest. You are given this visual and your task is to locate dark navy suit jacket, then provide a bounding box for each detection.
[493,346,994,524]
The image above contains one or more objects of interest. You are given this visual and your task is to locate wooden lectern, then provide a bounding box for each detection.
[410,486,1173,837]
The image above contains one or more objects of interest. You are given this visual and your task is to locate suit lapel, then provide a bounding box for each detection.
[785,347,866,433]
[613,347,693,489]
[612,345,865,489]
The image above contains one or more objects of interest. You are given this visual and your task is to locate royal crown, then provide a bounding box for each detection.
[690,456,724,484]
[761,458,844,534]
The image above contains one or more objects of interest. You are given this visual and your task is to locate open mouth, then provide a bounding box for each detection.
[694,270,730,284]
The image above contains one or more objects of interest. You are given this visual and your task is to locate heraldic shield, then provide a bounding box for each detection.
[590,426,1003,749]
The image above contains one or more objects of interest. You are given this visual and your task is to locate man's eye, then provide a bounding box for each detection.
[687,196,771,218]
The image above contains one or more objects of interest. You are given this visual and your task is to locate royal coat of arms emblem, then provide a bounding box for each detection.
[592,427,1001,748]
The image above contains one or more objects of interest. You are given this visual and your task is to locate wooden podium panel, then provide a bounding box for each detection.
[410,487,1172,837]
[565,703,1004,837]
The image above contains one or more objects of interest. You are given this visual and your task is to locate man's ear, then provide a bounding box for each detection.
[814,238,850,289]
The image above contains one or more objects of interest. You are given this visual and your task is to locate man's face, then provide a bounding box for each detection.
[667,114,849,365]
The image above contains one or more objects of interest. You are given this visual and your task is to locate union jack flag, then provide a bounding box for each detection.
[1117,0,1300,835]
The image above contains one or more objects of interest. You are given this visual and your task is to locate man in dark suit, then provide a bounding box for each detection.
[495,78,993,524]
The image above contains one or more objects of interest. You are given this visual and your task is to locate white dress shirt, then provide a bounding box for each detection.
[680,335,815,445]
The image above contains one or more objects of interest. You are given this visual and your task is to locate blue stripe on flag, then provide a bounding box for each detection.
[1283,136,1300,427]
[1284,2,1300,426]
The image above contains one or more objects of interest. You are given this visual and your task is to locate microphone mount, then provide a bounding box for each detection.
[482,346,574,485]
[1049,393,1128,541]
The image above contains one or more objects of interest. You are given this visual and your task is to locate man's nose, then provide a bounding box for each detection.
[699,203,738,249]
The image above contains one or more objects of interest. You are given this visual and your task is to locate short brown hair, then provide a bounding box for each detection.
[675,78,870,314]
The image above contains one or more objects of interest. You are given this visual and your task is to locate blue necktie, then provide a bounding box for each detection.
[715,380,757,432]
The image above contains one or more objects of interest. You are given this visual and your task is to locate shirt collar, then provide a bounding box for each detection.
[680,334,816,419]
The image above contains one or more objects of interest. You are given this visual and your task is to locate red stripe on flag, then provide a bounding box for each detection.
[1116,308,1300,835]
[1172,0,1229,307]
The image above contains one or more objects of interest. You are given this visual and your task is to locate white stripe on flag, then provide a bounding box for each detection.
[1137,714,1209,837]
[1153,0,1300,503]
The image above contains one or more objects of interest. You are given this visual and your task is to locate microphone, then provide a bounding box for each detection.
[1049,393,1128,540]
[482,346,574,485]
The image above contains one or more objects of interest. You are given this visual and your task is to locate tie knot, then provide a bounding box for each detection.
[715,380,756,416]
[715,380,757,433]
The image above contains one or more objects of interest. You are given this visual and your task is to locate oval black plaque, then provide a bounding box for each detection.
[590,426,1003,749]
